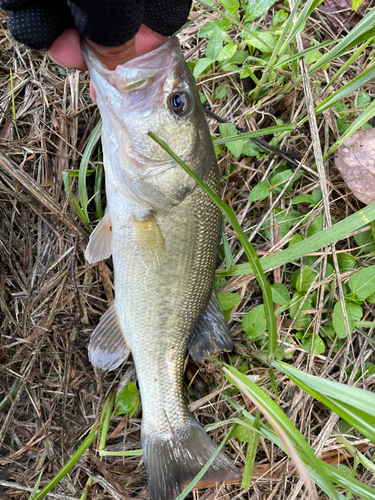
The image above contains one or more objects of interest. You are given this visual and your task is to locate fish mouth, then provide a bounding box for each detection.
[82,37,183,94]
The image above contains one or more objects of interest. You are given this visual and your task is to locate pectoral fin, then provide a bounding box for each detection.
[188,291,233,363]
[133,216,165,268]
[89,300,130,371]
[85,212,113,264]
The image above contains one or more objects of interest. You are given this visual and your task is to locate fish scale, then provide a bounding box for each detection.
[83,36,241,500]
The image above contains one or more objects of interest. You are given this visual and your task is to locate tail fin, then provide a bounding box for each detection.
[142,415,241,500]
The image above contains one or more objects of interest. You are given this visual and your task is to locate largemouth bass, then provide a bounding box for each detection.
[83,37,241,500]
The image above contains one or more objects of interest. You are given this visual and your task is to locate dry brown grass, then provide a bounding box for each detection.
[0,2,374,499]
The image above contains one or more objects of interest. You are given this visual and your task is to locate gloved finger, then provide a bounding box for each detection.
[143,0,192,36]
[0,0,35,9]
[7,1,74,49]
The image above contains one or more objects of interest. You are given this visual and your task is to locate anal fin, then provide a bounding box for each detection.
[133,215,164,267]
[188,291,233,363]
[89,300,130,371]
[85,212,113,264]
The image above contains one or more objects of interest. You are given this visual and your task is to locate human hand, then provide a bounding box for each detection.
[0,0,191,70]
[49,24,167,71]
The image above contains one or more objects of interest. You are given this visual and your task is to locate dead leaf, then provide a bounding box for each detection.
[322,0,363,31]
[334,128,375,205]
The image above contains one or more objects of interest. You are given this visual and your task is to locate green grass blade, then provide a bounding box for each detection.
[252,0,301,100]
[94,144,104,219]
[99,449,143,456]
[213,124,295,146]
[273,39,337,69]
[32,391,114,500]
[62,171,89,224]
[312,63,375,117]
[321,39,373,94]
[148,131,277,358]
[226,201,375,276]
[28,471,43,500]
[9,68,16,125]
[78,120,102,222]
[322,98,375,160]
[32,427,100,500]
[273,361,375,443]
[307,9,375,76]
[241,410,260,490]
[223,365,340,500]
[278,0,324,57]
[324,463,375,500]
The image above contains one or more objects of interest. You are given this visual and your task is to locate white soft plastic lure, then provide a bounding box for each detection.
[83,37,241,500]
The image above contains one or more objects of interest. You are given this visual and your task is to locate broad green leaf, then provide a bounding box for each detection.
[273,361,375,444]
[206,27,223,60]
[290,293,312,330]
[301,334,326,355]
[272,9,288,26]
[336,253,356,271]
[218,0,239,15]
[214,85,227,100]
[219,123,243,157]
[246,0,278,21]
[244,32,276,52]
[262,208,303,240]
[312,187,322,204]
[292,194,315,205]
[333,101,350,118]
[218,43,237,61]
[248,181,270,203]
[348,265,375,299]
[115,381,139,418]
[353,91,371,108]
[271,283,290,306]
[198,19,231,38]
[354,229,375,254]
[232,417,253,442]
[193,57,213,77]
[216,292,241,311]
[332,300,363,338]
[296,267,315,292]
[242,304,267,337]
[242,139,262,157]
[270,168,293,194]
[288,234,303,247]
[307,212,323,237]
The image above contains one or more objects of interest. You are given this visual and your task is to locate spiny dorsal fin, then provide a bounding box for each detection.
[85,212,113,264]
[89,301,130,371]
[188,291,233,363]
[133,215,165,268]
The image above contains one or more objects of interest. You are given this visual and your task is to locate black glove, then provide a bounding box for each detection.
[0,0,192,49]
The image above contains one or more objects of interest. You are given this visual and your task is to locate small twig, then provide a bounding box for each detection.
[203,106,301,167]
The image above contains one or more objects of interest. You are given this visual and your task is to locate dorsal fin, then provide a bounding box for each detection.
[85,212,113,264]
[89,301,130,371]
[133,215,165,268]
[188,291,233,363]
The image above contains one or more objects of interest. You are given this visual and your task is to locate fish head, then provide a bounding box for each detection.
[83,38,209,209]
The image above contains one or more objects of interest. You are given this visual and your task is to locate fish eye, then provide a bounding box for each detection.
[168,91,190,116]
